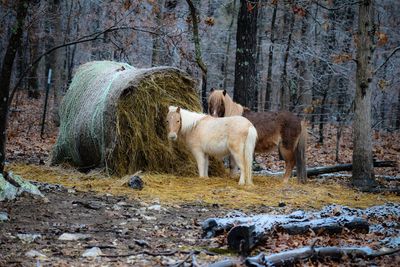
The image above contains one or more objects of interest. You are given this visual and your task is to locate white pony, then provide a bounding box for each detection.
[166,106,257,185]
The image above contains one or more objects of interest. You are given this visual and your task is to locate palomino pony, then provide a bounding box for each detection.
[166,106,257,185]
[208,89,307,183]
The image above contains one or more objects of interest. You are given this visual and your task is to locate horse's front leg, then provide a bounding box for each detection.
[192,150,207,177]
[204,155,209,178]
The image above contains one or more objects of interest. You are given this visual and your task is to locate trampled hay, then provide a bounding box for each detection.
[10,164,400,209]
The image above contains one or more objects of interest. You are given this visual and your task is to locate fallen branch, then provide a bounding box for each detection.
[101,250,178,258]
[203,204,400,254]
[317,173,400,181]
[255,160,397,177]
[203,210,369,254]
[245,246,400,267]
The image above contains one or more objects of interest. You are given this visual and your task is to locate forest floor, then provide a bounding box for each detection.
[1,93,399,266]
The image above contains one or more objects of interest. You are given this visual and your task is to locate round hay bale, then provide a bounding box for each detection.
[51,61,224,176]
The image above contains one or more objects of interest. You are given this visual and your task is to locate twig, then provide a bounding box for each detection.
[101,250,178,258]
[368,247,400,258]
[373,46,400,74]
[171,251,196,267]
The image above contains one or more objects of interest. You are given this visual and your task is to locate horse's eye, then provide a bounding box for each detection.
[166,120,169,123]
[176,120,180,123]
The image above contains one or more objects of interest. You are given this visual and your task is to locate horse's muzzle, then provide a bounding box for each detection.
[168,132,177,141]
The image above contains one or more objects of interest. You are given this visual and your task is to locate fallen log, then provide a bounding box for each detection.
[245,246,400,267]
[226,216,368,253]
[254,160,397,177]
[202,211,369,254]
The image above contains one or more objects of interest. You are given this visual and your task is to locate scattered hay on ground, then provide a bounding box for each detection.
[9,164,400,209]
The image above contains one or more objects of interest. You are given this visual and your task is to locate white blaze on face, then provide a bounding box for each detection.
[213,110,217,117]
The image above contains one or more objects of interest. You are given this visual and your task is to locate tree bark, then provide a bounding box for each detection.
[279,6,295,110]
[233,0,258,110]
[0,0,29,174]
[264,1,278,111]
[27,8,41,99]
[50,0,64,126]
[222,0,237,90]
[186,0,208,111]
[352,0,376,190]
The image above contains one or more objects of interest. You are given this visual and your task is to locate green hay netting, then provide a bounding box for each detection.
[51,61,225,176]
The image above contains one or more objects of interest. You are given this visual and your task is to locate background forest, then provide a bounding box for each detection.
[1,0,399,131]
[1,1,400,266]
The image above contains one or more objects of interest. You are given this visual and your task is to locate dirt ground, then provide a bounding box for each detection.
[1,94,399,266]
[1,181,399,266]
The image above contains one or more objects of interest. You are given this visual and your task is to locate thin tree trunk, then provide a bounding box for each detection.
[264,1,278,111]
[396,89,400,130]
[222,0,237,90]
[28,14,41,99]
[233,0,259,109]
[279,9,295,110]
[352,0,376,190]
[186,0,208,111]
[0,0,29,174]
[50,0,64,126]
[310,4,319,129]
[152,0,164,67]
[318,91,327,144]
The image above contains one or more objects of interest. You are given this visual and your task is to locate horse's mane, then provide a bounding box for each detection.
[209,90,244,116]
[169,106,206,133]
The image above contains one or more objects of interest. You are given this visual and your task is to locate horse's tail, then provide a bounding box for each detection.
[295,121,307,183]
[244,125,258,184]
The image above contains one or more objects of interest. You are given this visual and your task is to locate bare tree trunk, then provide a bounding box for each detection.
[279,8,295,110]
[50,0,64,126]
[318,91,327,144]
[233,0,259,109]
[186,0,208,111]
[396,89,400,130]
[0,0,29,174]
[152,0,165,67]
[28,12,41,99]
[264,1,278,111]
[352,0,376,190]
[310,4,319,129]
[222,0,237,90]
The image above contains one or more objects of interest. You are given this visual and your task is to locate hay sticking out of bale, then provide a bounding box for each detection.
[51,61,224,176]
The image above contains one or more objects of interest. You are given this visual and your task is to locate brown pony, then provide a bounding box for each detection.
[208,89,307,183]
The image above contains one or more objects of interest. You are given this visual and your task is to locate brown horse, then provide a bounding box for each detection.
[208,89,307,183]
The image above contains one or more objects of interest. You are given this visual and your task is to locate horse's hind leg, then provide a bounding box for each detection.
[279,145,295,183]
[229,155,239,176]
[229,146,246,185]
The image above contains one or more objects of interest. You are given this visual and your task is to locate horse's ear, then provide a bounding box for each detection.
[176,107,180,113]
[223,89,227,96]
[210,87,215,92]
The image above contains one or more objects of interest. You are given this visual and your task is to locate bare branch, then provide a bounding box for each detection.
[373,46,400,74]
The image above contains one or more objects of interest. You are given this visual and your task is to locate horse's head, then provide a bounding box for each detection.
[166,106,182,141]
[208,88,226,117]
